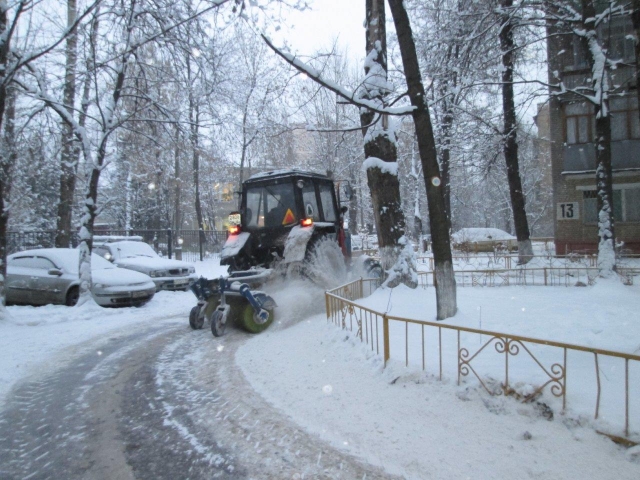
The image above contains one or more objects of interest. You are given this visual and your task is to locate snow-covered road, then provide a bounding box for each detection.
[0,256,639,478]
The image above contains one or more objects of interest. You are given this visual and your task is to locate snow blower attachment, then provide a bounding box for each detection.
[189,269,276,336]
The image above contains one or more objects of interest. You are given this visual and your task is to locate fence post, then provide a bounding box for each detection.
[383,314,390,367]
[544,267,547,286]
[167,229,172,259]
[199,229,204,261]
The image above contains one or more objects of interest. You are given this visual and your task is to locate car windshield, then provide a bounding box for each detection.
[115,242,159,259]
[92,254,116,270]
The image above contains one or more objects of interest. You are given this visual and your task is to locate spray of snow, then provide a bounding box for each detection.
[304,237,348,289]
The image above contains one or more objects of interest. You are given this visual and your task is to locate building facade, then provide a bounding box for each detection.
[546,12,640,254]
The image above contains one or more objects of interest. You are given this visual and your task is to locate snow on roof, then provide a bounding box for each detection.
[94,235,144,243]
[8,248,113,271]
[451,228,516,243]
[247,169,328,181]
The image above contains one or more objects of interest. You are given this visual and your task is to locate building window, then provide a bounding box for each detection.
[214,183,235,202]
[564,102,594,144]
[610,96,640,141]
[583,188,639,223]
[601,16,635,63]
[565,97,639,144]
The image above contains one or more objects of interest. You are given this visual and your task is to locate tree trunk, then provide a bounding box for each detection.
[173,126,182,232]
[498,0,532,264]
[56,0,79,248]
[361,0,416,288]
[594,113,615,273]
[0,84,16,310]
[440,110,452,230]
[387,0,456,319]
[0,5,11,311]
[580,0,616,275]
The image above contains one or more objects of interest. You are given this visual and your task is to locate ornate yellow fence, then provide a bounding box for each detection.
[326,279,640,440]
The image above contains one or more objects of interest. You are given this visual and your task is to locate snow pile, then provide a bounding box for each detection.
[381,237,418,288]
[220,232,250,259]
[362,157,398,175]
[283,225,314,263]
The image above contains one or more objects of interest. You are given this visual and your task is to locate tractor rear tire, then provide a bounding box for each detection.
[239,304,274,334]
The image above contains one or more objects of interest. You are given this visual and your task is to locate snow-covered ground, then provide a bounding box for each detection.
[1,254,639,478]
[0,258,228,408]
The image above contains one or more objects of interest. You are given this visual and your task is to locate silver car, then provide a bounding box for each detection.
[6,248,156,307]
[93,240,197,291]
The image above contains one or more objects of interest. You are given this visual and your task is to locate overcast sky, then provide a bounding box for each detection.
[282,0,366,61]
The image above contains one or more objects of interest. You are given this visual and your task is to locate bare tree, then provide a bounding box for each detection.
[498,0,534,263]
[0,0,99,311]
[387,0,457,319]
[55,0,79,248]
[360,0,416,288]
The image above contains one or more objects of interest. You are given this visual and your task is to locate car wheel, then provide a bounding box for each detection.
[239,304,274,334]
[65,287,79,306]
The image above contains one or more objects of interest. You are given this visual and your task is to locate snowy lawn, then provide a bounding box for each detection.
[237,279,640,479]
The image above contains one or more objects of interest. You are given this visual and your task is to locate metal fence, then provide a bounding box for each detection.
[416,253,640,271]
[326,278,640,441]
[415,267,639,288]
[5,229,228,263]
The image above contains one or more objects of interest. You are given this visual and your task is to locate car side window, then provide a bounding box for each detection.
[9,256,55,270]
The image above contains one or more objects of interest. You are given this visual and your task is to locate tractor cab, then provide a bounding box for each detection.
[221,170,347,272]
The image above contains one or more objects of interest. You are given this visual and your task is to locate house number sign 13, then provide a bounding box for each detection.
[557,202,579,220]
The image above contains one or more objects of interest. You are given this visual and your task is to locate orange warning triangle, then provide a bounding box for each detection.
[282,208,296,225]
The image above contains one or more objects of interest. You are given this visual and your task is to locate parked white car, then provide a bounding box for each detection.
[93,240,197,291]
[6,248,156,307]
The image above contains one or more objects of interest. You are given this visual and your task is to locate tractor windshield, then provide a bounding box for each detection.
[244,183,297,228]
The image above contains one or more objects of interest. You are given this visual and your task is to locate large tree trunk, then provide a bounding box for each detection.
[0,5,11,311]
[580,0,616,275]
[387,0,456,319]
[361,0,416,288]
[0,84,16,310]
[498,0,533,264]
[56,0,79,248]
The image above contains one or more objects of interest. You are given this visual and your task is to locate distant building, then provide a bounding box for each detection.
[546,12,640,254]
